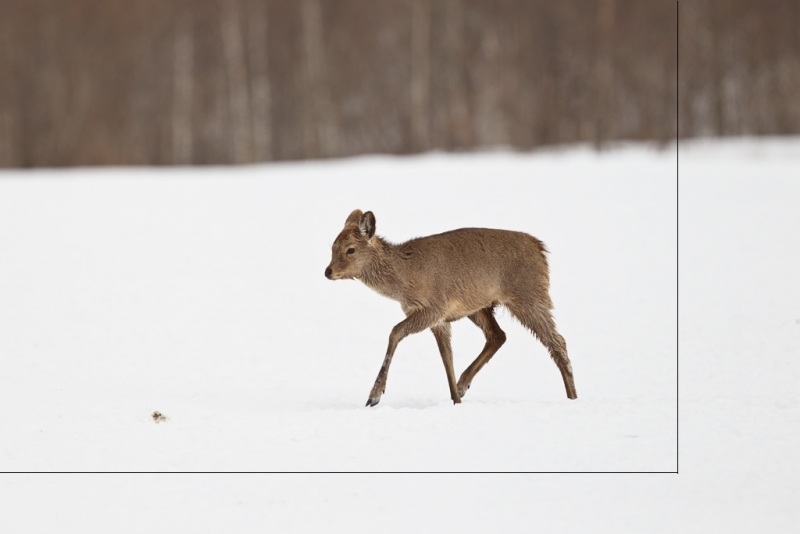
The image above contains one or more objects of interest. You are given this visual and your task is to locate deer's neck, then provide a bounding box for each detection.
[358,237,404,301]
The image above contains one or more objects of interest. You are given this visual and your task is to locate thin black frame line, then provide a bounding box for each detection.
[676,0,680,475]
[5,471,679,475]
[4,4,683,478]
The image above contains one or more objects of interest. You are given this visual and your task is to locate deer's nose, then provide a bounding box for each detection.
[325,267,332,279]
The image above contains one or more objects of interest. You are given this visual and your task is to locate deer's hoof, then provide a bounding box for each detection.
[366,397,380,407]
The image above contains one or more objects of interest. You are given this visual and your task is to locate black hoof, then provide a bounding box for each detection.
[366,397,380,407]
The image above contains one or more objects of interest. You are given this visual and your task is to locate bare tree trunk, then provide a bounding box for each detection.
[678,0,699,139]
[301,0,337,158]
[475,22,515,147]
[221,0,253,163]
[664,6,678,144]
[0,14,15,167]
[56,76,92,166]
[410,0,431,152]
[444,0,471,148]
[246,0,272,161]
[711,0,729,136]
[172,13,193,165]
[301,0,320,160]
[0,110,15,167]
[512,4,536,150]
[595,0,615,146]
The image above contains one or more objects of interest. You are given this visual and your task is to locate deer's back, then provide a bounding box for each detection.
[394,228,550,317]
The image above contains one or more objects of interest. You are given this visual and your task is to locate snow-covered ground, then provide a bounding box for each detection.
[1,138,797,531]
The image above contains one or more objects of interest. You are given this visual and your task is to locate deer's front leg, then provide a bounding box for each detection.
[366,309,440,407]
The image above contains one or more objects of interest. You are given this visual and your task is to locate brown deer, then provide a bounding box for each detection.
[325,210,576,407]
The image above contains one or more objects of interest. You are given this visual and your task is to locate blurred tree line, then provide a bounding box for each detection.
[679,0,800,138]
[0,1,792,167]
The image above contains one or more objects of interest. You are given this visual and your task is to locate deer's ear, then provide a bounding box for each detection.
[345,209,363,227]
[359,211,376,239]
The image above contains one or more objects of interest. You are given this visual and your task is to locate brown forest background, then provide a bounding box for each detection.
[0,0,798,167]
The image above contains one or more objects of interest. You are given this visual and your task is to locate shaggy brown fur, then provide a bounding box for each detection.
[325,209,576,407]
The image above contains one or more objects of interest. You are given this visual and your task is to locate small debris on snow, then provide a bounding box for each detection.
[152,411,168,423]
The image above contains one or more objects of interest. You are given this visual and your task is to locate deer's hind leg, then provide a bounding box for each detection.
[431,322,461,404]
[456,307,507,399]
[505,300,577,399]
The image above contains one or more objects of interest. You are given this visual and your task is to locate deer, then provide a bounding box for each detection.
[325,209,577,407]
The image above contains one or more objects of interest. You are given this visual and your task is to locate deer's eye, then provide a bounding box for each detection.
[346,248,355,255]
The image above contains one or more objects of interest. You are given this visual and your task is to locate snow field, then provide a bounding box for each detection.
[0,147,677,472]
[1,138,794,531]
